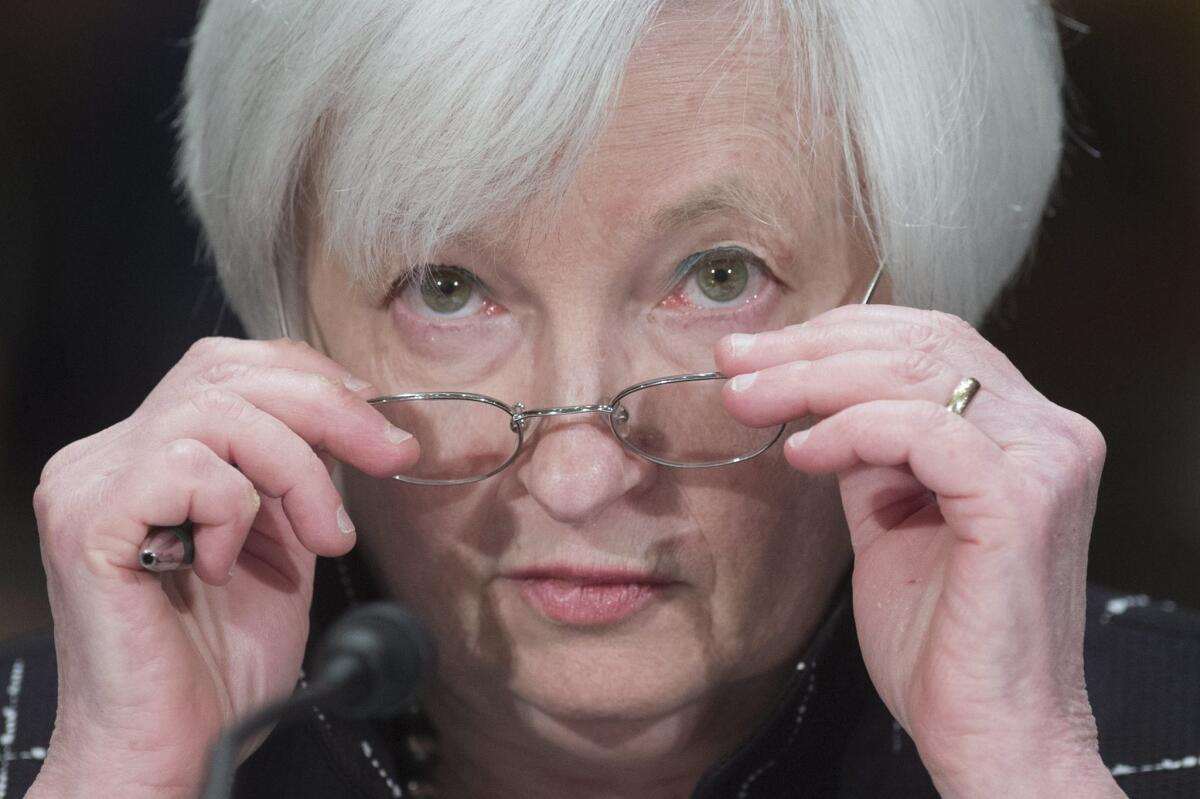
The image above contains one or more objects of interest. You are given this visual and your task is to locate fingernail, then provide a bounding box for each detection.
[336,505,356,535]
[787,430,810,449]
[248,485,261,514]
[342,374,373,392]
[727,333,756,357]
[730,372,758,393]
[385,423,413,444]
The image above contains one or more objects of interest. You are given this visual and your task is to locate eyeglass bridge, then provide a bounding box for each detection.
[509,402,627,434]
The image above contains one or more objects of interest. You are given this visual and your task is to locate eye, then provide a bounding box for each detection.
[667,246,769,310]
[692,248,749,302]
[389,265,491,320]
[419,266,476,314]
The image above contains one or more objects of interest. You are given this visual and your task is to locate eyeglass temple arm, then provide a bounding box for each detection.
[862,261,886,305]
[273,262,292,339]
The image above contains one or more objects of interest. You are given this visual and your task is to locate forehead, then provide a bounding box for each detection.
[309,6,854,291]
[505,9,841,247]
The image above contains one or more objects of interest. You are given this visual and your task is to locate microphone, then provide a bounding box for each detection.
[200,602,437,799]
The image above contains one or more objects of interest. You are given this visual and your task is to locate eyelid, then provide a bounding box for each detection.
[384,264,495,302]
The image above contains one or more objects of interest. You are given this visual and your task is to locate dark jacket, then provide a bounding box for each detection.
[2,558,1198,798]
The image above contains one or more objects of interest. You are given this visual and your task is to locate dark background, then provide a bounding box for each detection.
[1,2,1197,639]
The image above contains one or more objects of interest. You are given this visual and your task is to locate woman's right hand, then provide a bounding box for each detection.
[26,337,418,799]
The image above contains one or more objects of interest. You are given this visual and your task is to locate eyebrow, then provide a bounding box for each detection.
[645,177,783,235]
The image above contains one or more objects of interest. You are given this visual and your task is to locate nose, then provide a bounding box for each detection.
[515,414,657,524]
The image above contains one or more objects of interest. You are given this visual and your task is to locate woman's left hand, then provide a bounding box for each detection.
[717,305,1125,799]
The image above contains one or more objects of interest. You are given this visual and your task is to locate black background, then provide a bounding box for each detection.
[1,2,1197,638]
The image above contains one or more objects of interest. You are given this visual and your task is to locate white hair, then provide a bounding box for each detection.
[178,0,1064,339]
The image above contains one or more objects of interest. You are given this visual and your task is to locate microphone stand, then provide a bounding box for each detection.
[200,664,353,799]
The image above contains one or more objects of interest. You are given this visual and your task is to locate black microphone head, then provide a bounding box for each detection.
[311,601,437,720]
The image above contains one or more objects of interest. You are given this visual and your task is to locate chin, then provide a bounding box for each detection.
[490,584,728,726]
[509,633,710,722]
[500,636,723,767]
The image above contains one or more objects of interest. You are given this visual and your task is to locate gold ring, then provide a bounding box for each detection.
[945,377,981,415]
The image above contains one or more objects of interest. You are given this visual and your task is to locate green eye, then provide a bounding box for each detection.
[693,248,750,303]
[419,266,475,314]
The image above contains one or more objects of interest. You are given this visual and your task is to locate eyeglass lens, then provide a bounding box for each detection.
[374,397,521,483]
[611,378,779,466]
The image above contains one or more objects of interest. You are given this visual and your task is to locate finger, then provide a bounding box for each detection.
[69,337,382,468]
[147,389,359,558]
[186,362,419,478]
[723,349,983,428]
[115,439,260,584]
[717,311,1030,393]
[784,400,1014,539]
[807,304,975,332]
[176,337,377,395]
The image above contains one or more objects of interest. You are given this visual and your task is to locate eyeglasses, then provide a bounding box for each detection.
[370,372,777,485]
[367,263,886,485]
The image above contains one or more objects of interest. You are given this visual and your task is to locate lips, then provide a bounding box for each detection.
[509,566,672,626]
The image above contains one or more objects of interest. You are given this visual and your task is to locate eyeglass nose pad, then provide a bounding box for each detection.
[510,403,534,435]
[610,404,630,438]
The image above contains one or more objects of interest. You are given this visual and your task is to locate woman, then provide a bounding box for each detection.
[8,1,1197,797]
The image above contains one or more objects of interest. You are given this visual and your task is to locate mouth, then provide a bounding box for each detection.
[506,566,675,627]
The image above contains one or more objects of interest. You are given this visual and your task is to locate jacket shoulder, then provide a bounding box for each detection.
[1086,585,1200,796]
[0,631,56,798]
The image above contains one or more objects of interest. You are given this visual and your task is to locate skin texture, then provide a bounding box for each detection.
[28,8,1124,799]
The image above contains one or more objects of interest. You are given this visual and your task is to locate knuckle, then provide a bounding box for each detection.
[163,438,215,474]
[1032,441,1098,505]
[895,350,943,385]
[310,374,373,425]
[1054,411,1107,481]
[900,323,943,352]
[39,441,82,484]
[199,360,255,387]
[310,371,352,404]
[184,336,236,364]
[36,427,111,490]
[32,478,84,555]
[275,337,317,358]
[31,480,57,526]
[1068,413,1107,462]
[189,388,251,423]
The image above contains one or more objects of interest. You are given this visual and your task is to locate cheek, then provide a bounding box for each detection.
[342,474,500,636]
[679,458,849,667]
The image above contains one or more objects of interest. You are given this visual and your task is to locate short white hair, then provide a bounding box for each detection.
[178,0,1064,339]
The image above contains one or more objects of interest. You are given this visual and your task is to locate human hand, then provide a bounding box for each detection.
[27,338,418,799]
[717,307,1124,798]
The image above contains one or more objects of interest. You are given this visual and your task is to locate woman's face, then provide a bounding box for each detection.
[309,14,875,760]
